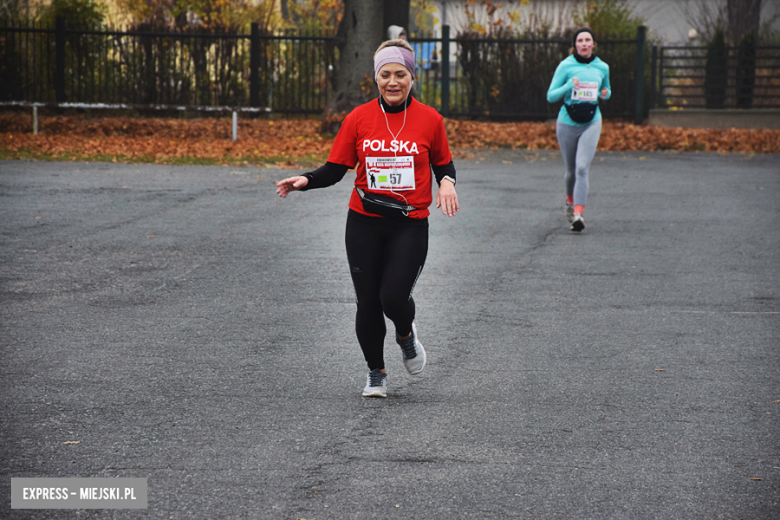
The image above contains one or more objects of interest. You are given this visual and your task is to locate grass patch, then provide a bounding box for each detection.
[484,141,513,149]
[683,141,707,152]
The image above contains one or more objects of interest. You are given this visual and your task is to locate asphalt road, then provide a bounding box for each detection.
[1,150,778,519]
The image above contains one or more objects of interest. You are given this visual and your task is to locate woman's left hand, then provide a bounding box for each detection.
[600,88,609,99]
[436,179,459,217]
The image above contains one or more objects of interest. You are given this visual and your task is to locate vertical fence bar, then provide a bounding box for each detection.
[132,33,138,104]
[232,111,238,141]
[287,34,293,110]
[22,21,29,101]
[277,36,283,110]
[296,34,302,111]
[250,23,259,107]
[440,25,450,117]
[55,16,66,102]
[309,35,314,111]
[45,20,52,101]
[634,25,647,124]
[106,28,110,102]
[300,34,305,111]
[270,37,276,110]
[658,47,665,108]
[279,35,284,110]
[650,44,657,110]
[21,21,28,101]
[72,26,78,101]
[143,32,154,104]
[244,35,250,106]
[100,29,105,102]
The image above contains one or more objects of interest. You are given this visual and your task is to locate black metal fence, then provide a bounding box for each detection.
[1,19,654,120]
[0,19,336,112]
[652,45,780,109]
[438,34,642,120]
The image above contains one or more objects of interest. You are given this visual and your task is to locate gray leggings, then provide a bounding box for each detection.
[556,118,602,207]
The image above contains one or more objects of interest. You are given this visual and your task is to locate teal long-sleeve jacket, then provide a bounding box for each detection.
[547,54,611,126]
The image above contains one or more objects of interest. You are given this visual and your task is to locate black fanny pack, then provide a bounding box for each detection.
[355,187,418,218]
[565,102,598,123]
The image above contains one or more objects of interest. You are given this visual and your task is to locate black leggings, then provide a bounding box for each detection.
[345,210,429,371]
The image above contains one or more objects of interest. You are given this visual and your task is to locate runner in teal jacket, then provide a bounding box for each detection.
[547,28,611,231]
[547,54,611,126]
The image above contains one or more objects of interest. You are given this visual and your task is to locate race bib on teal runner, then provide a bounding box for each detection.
[572,81,598,102]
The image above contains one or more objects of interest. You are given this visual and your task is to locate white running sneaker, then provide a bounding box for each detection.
[362,369,387,398]
[565,203,574,223]
[571,213,585,232]
[397,322,426,375]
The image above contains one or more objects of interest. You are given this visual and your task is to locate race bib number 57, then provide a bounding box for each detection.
[365,156,415,191]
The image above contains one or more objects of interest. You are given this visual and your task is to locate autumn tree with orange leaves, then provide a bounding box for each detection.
[115,0,279,33]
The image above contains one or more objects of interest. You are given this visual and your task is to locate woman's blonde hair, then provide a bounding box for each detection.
[375,39,415,59]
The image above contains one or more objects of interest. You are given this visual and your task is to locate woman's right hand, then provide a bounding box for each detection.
[275,176,309,198]
[572,77,579,87]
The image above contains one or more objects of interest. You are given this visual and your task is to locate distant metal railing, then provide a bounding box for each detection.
[0,101,272,140]
[652,45,780,109]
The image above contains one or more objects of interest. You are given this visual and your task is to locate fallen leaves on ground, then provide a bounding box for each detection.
[1,112,778,168]
[444,119,780,154]
[0,113,329,168]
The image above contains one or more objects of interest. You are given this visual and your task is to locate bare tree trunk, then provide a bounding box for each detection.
[727,0,761,41]
[322,0,384,132]
[729,0,761,108]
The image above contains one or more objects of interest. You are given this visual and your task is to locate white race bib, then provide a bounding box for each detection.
[365,156,415,191]
[572,81,598,102]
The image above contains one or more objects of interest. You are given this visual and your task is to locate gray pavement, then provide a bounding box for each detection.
[1,150,778,519]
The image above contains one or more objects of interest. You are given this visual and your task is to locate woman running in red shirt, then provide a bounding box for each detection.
[276,39,459,398]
